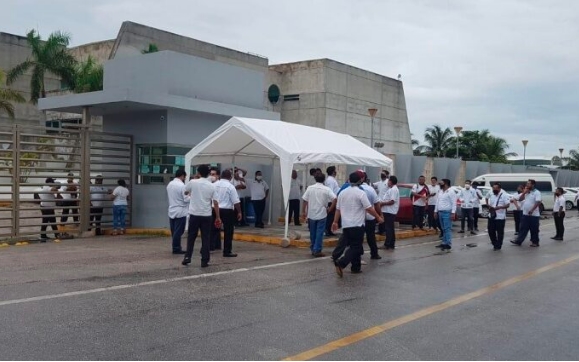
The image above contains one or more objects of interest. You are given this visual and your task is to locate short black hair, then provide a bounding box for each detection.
[472,181,479,187]
[528,179,536,186]
[117,179,127,187]
[175,169,187,178]
[442,178,451,187]
[382,170,390,175]
[197,164,210,178]
[45,177,54,184]
[210,166,220,174]
[327,166,336,176]
[465,180,471,184]
[221,169,232,179]
[314,173,326,183]
[309,168,317,176]
[419,175,425,179]
[389,175,398,185]
[255,170,262,175]
[349,172,361,184]
[492,182,502,188]
[431,176,438,181]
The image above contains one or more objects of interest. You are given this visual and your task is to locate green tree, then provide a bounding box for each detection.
[142,43,159,54]
[447,130,516,162]
[564,149,579,170]
[0,68,25,118]
[6,30,77,104]
[416,125,454,157]
[73,56,103,93]
[411,133,422,155]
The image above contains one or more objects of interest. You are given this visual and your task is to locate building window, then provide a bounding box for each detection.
[46,118,82,133]
[283,94,300,101]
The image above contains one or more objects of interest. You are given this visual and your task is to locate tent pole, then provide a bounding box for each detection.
[284,199,290,239]
[268,159,275,226]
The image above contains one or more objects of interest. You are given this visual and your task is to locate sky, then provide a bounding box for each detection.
[5,0,579,159]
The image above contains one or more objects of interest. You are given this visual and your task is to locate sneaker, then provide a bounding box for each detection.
[530,243,540,248]
[441,244,452,251]
[351,270,363,274]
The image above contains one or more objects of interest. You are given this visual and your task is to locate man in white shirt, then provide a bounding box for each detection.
[471,181,484,232]
[458,180,477,235]
[182,164,221,268]
[36,177,61,242]
[324,166,340,236]
[510,185,524,235]
[360,171,382,259]
[435,178,457,251]
[288,170,303,226]
[552,187,566,241]
[306,168,317,190]
[374,170,390,235]
[249,171,269,228]
[379,175,400,250]
[214,169,242,257]
[331,172,383,277]
[166,170,189,254]
[59,172,79,229]
[302,173,336,257]
[209,167,222,251]
[427,176,441,233]
[90,175,109,236]
[511,179,542,247]
[232,167,249,227]
[487,182,511,250]
[411,176,429,230]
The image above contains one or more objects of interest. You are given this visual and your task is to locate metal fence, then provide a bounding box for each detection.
[0,124,132,242]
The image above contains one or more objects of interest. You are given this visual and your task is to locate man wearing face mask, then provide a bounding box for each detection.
[427,176,440,233]
[487,182,511,250]
[379,175,399,250]
[511,179,542,247]
[411,176,429,230]
[249,171,269,228]
[214,169,242,257]
[458,180,477,235]
[374,170,390,235]
[510,185,524,236]
[471,181,484,232]
[209,167,221,251]
[232,167,249,227]
[435,178,457,251]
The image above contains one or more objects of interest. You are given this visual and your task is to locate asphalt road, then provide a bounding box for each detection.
[1,215,579,360]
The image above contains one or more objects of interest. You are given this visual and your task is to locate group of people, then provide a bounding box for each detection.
[35,174,130,241]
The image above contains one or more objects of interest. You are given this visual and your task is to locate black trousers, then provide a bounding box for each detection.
[169,216,186,252]
[461,208,474,231]
[513,210,522,233]
[488,218,505,249]
[90,207,103,235]
[412,205,425,228]
[210,210,221,250]
[554,212,565,238]
[364,219,379,257]
[326,203,336,234]
[220,209,236,254]
[252,199,266,227]
[384,213,396,249]
[40,207,59,239]
[427,205,439,230]
[60,200,79,223]
[185,215,212,263]
[473,208,480,230]
[332,233,348,261]
[336,226,364,272]
[289,199,301,225]
[236,197,248,226]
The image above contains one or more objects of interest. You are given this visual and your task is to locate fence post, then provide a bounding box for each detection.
[78,125,91,235]
[12,125,20,239]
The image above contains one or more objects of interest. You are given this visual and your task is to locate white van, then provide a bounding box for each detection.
[471,173,556,212]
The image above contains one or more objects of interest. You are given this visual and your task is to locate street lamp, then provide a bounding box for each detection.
[522,140,529,166]
[559,148,564,166]
[453,126,463,159]
[368,108,378,149]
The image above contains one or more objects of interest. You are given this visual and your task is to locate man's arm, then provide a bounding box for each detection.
[327,198,337,214]
[213,200,222,226]
[331,209,341,232]
[234,202,242,221]
[301,200,309,218]
[366,206,384,223]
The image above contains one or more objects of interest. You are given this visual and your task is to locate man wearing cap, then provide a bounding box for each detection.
[332,172,383,277]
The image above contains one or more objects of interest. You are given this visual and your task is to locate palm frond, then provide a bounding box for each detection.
[0,88,26,103]
[0,100,16,119]
[30,65,44,104]
[6,60,34,85]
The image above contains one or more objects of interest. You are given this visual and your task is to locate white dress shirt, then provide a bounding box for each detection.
[472,188,483,208]
[428,184,440,206]
[554,195,566,212]
[184,177,217,216]
[435,188,458,213]
[289,178,302,200]
[374,180,389,198]
[360,184,378,220]
[214,179,240,210]
[381,184,400,215]
[231,178,247,198]
[337,186,372,228]
[249,179,269,200]
[37,186,57,207]
[521,189,542,217]
[488,191,511,220]
[302,183,336,221]
[166,178,189,219]
[459,188,477,209]
[411,184,428,207]
[325,176,340,195]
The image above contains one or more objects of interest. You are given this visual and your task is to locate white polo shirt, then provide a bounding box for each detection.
[554,195,566,212]
[166,178,189,219]
[248,179,269,200]
[337,186,372,228]
[214,179,240,210]
[472,188,483,208]
[184,177,217,216]
[435,188,457,213]
[522,189,542,217]
[302,183,336,221]
[488,191,511,220]
[428,184,440,206]
[411,184,428,207]
[360,184,378,220]
[381,185,400,215]
[374,180,389,197]
[231,178,247,198]
[459,188,477,209]
[325,176,340,195]
[289,178,302,200]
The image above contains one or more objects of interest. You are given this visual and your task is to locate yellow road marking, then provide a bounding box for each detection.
[282,254,579,361]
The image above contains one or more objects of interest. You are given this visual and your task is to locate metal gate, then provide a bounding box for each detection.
[0,124,132,242]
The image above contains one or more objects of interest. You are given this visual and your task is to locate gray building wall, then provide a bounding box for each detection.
[167,109,229,146]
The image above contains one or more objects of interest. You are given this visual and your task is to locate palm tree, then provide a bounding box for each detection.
[410,133,422,155]
[478,135,517,163]
[566,149,579,170]
[417,125,453,157]
[6,30,76,104]
[142,43,159,54]
[73,56,103,93]
[0,68,26,119]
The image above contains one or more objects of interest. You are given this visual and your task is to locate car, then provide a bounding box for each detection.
[395,183,431,225]
[561,188,577,210]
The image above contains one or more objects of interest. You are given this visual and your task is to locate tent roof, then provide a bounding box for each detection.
[185,117,393,168]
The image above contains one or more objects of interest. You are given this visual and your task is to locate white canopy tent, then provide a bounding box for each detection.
[185,117,393,240]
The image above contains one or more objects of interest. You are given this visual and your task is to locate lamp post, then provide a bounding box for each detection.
[368,108,378,149]
[453,126,463,159]
[522,140,528,166]
[559,148,564,166]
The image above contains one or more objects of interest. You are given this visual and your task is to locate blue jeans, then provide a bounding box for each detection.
[308,217,326,254]
[438,211,452,246]
[169,216,187,252]
[113,205,127,230]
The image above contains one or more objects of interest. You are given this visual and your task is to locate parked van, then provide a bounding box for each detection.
[471,173,556,212]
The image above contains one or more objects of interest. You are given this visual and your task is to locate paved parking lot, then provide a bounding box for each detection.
[1,215,579,360]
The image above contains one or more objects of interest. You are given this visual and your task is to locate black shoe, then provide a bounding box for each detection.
[313,252,326,258]
[550,236,558,240]
[470,231,477,235]
[530,243,539,248]
[493,247,502,251]
[510,240,521,246]
[182,258,191,266]
[370,255,382,260]
[201,261,209,267]
[435,243,444,248]
[554,237,563,241]
[351,269,363,274]
[173,250,186,255]
[223,253,238,257]
[295,223,302,226]
[514,232,519,236]
[458,230,465,234]
[325,232,336,237]
[441,244,452,251]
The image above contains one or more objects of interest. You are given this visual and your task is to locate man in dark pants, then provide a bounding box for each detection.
[411,176,428,229]
[374,170,390,235]
[214,169,242,257]
[166,170,189,254]
[36,178,60,242]
[332,172,383,277]
[182,165,221,268]
[288,170,303,226]
[60,173,79,227]
[427,176,440,232]
[471,181,483,232]
[511,185,524,235]
[209,168,221,251]
[487,182,510,250]
[324,166,340,236]
[379,176,400,250]
[232,167,248,227]
[360,172,381,259]
[511,179,542,248]
[248,171,269,228]
[90,175,108,236]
